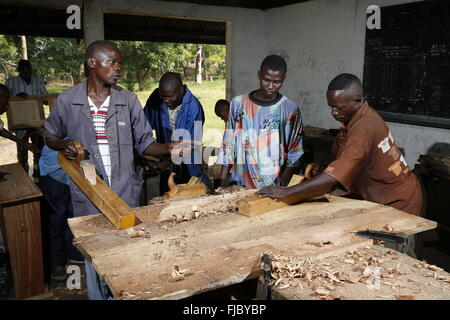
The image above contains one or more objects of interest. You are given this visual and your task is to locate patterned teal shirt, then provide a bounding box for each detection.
[217,92,304,189]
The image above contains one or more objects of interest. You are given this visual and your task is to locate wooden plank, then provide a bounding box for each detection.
[3,199,45,299]
[0,163,42,205]
[238,189,330,217]
[270,245,450,300]
[238,173,328,217]
[71,195,437,299]
[57,152,135,230]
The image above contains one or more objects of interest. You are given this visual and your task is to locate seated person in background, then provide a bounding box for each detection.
[217,54,304,189]
[5,60,47,177]
[257,73,423,256]
[144,72,206,190]
[214,99,230,123]
[0,84,39,158]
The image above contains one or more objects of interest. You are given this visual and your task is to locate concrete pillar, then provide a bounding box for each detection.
[225,21,232,100]
[83,0,104,46]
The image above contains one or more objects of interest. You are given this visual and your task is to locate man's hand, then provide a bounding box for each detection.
[169,140,198,158]
[275,176,291,187]
[167,141,181,154]
[63,140,78,160]
[256,185,292,200]
[17,92,28,99]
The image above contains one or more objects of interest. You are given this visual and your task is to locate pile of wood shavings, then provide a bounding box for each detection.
[267,247,450,300]
[170,203,240,224]
[414,261,450,282]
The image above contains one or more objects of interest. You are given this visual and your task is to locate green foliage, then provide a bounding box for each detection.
[117,41,196,91]
[0,35,84,84]
[0,35,226,91]
[116,41,225,91]
[203,44,226,78]
[0,35,19,82]
[31,37,85,83]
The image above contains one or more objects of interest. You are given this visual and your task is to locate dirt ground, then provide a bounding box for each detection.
[0,139,38,173]
[0,139,19,166]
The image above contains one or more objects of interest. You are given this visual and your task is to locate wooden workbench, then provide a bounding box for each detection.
[0,163,46,299]
[69,192,437,300]
[267,244,450,300]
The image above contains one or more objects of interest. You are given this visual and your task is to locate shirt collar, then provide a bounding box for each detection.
[72,80,125,106]
[87,95,110,109]
[343,101,369,130]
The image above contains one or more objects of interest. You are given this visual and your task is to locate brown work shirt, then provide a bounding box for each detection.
[324,102,423,216]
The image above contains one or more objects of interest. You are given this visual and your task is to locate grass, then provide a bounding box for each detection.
[1,79,226,146]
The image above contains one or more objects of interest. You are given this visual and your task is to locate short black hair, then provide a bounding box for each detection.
[17,59,31,70]
[215,99,229,108]
[214,99,230,112]
[85,40,118,64]
[260,55,287,73]
[328,73,362,91]
[0,83,9,96]
[159,72,182,90]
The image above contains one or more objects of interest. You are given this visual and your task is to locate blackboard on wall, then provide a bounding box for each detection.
[363,0,450,129]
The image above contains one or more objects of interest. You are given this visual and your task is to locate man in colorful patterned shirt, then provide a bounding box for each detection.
[217,55,304,189]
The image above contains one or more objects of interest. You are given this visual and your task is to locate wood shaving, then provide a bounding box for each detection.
[170,265,192,282]
[266,246,450,300]
[306,240,333,247]
[126,227,146,238]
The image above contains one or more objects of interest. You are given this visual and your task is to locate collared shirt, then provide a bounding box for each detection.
[325,101,422,216]
[44,80,156,217]
[5,75,48,96]
[217,91,304,189]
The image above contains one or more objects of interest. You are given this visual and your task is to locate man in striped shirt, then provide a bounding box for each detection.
[6,60,48,177]
[45,40,186,299]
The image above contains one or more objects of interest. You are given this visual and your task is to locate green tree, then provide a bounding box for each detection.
[31,37,84,84]
[1,35,84,84]
[203,44,226,80]
[0,35,19,82]
[117,41,194,91]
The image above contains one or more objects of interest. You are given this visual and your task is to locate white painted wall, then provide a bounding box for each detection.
[266,0,450,165]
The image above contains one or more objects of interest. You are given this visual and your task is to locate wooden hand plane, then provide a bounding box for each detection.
[165,172,207,198]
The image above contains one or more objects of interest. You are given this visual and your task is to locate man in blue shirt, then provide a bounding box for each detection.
[144,72,206,190]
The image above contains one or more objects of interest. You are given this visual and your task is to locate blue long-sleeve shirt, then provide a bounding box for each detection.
[144,85,206,181]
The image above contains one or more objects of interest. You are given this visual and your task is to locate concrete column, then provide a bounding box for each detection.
[225,21,232,100]
[83,0,104,47]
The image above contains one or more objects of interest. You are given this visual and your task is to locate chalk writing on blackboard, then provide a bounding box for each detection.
[363,0,450,129]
